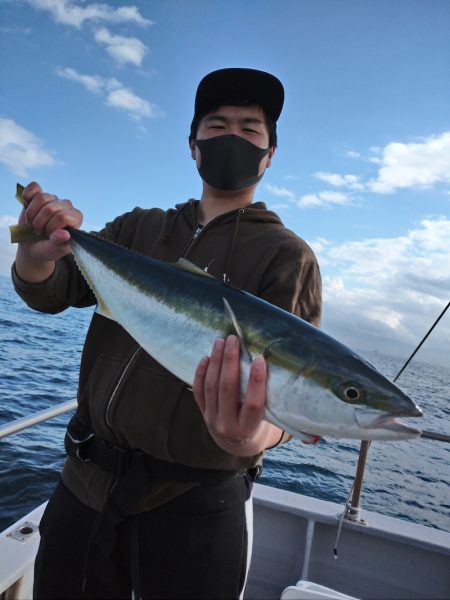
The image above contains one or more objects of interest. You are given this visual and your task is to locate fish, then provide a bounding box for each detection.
[11,185,423,442]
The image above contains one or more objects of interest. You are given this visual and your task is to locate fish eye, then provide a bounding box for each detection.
[339,383,363,403]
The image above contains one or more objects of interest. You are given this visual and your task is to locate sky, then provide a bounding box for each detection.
[0,0,449,370]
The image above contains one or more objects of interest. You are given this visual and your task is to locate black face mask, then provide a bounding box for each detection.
[194,134,270,191]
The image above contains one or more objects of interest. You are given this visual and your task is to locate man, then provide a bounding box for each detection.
[13,68,321,599]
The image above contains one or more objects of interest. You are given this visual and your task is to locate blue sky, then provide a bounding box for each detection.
[0,0,449,368]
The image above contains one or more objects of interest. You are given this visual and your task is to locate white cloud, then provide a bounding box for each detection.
[276,131,450,206]
[298,190,351,208]
[0,216,16,228]
[105,86,155,120]
[0,26,32,35]
[0,216,17,277]
[27,0,153,29]
[326,236,413,278]
[55,67,162,121]
[409,217,450,252]
[94,27,148,67]
[136,125,150,140]
[265,184,353,209]
[0,117,58,177]
[269,203,289,211]
[55,67,104,93]
[314,171,364,190]
[314,217,450,366]
[368,132,450,194]
[309,237,332,256]
[265,184,295,199]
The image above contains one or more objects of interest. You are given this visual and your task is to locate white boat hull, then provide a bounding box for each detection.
[1,485,449,599]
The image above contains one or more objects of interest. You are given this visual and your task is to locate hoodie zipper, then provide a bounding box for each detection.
[105,345,142,434]
[103,345,142,495]
[181,208,246,261]
[182,224,203,258]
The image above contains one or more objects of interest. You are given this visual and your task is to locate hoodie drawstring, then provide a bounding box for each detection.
[155,202,247,284]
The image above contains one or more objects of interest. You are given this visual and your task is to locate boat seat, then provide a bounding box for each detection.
[281,579,359,600]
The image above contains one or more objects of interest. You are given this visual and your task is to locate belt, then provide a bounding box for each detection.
[64,415,261,482]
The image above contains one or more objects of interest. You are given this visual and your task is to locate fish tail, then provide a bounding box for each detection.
[10,183,48,243]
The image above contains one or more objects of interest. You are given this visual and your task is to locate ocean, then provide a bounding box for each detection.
[1,275,449,534]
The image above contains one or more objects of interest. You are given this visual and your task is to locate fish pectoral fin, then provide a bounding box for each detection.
[261,338,285,360]
[222,297,252,364]
[173,258,215,278]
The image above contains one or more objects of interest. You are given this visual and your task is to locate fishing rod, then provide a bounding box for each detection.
[421,429,450,442]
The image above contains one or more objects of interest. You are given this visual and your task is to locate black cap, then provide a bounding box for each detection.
[194,68,284,123]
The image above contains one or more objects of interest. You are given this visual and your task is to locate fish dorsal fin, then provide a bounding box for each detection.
[173,258,214,278]
[223,297,252,364]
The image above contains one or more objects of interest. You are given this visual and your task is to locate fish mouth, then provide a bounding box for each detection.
[355,406,423,437]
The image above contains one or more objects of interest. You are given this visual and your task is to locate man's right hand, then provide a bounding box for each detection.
[15,181,83,283]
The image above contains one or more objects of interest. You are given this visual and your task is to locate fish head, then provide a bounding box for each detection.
[265,340,423,441]
[323,353,423,440]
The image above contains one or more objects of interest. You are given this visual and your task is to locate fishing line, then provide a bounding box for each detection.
[393,301,450,383]
[333,481,355,559]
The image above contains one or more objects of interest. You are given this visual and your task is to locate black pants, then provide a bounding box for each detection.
[34,477,253,599]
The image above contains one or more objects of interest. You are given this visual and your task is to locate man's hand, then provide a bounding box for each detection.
[15,181,83,283]
[193,335,284,456]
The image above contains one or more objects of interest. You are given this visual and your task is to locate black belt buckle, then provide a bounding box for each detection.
[247,465,262,482]
[65,430,95,463]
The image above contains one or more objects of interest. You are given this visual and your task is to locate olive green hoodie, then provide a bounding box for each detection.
[12,200,321,513]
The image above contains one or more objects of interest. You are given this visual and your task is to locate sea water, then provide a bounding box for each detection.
[1,276,449,533]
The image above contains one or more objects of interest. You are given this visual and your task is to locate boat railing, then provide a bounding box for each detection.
[0,399,77,440]
[0,400,77,598]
